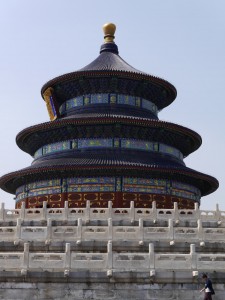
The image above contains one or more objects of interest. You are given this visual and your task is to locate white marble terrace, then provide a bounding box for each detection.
[0,201,224,280]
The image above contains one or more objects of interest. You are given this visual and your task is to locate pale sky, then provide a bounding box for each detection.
[0,0,224,210]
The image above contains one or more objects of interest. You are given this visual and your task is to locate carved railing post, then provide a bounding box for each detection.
[197,219,203,241]
[22,242,29,275]
[107,240,113,272]
[0,203,4,221]
[77,218,82,244]
[173,202,179,222]
[21,202,25,221]
[63,201,68,220]
[149,243,155,269]
[42,201,47,221]
[130,201,135,223]
[108,218,113,240]
[138,218,144,243]
[108,201,112,219]
[85,200,90,222]
[65,243,71,270]
[15,218,22,243]
[190,244,197,270]
[215,203,220,222]
[152,201,157,222]
[194,202,200,219]
[168,219,174,242]
[46,218,52,244]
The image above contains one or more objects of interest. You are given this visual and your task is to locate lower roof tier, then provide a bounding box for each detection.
[0,156,218,197]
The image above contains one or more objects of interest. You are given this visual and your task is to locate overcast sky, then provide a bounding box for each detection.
[0,0,224,210]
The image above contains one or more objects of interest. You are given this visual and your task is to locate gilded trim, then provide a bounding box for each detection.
[43,87,58,121]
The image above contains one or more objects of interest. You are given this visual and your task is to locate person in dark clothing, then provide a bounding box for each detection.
[200,274,215,300]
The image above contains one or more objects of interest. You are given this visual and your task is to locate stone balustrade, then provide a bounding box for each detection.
[0,217,225,245]
[0,201,225,223]
[0,201,224,284]
[0,242,225,277]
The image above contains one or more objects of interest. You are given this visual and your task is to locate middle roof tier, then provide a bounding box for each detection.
[16,116,202,157]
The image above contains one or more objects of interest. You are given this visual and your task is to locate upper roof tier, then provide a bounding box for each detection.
[41,23,177,116]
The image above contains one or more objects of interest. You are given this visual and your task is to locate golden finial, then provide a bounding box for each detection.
[103,23,116,43]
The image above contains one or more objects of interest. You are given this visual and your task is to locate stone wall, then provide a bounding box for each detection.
[0,282,223,300]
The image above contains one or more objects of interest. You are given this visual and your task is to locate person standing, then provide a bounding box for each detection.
[200,274,215,300]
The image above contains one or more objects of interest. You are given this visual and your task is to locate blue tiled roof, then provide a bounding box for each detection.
[79,51,147,74]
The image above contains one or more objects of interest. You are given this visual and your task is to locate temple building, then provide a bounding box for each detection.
[0,23,218,210]
[0,24,223,300]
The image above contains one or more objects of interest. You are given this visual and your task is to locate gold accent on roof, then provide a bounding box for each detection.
[43,87,57,121]
[103,23,116,43]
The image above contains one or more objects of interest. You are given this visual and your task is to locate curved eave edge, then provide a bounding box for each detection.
[40,70,177,101]
[0,165,219,196]
[16,117,202,154]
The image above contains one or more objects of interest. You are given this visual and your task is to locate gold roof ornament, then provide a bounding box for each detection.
[103,23,116,43]
[43,87,58,121]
